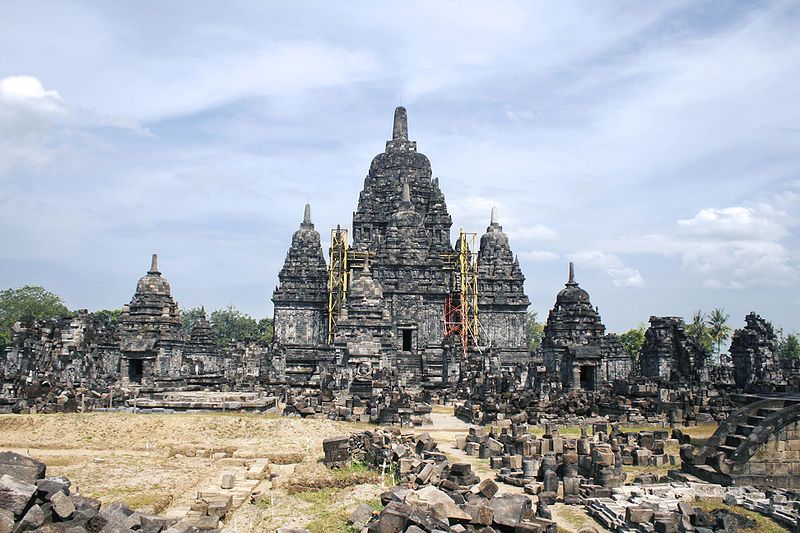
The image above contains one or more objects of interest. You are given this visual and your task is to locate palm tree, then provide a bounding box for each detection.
[687,309,712,354]
[708,308,732,364]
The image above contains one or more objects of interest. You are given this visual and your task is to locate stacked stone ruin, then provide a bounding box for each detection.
[730,312,785,392]
[639,316,709,383]
[0,254,268,412]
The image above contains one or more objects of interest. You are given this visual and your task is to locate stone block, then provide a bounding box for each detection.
[51,490,76,519]
[487,494,532,528]
[349,503,374,529]
[0,474,36,517]
[0,454,45,485]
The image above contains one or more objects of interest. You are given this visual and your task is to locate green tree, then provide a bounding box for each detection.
[257,317,275,344]
[619,323,646,360]
[180,307,207,336]
[209,305,261,347]
[94,309,122,328]
[708,308,732,363]
[778,331,800,359]
[686,309,713,354]
[0,285,70,353]
[524,311,545,353]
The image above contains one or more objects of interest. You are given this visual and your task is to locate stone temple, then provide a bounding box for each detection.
[272,107,531,388]
[539,263,630,391]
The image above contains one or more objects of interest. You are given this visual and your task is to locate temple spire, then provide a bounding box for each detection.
[491,206,498,225]
[303,203,312,225]
[393,106,408,141]
[149,253,159,275]
[567,262,576,286]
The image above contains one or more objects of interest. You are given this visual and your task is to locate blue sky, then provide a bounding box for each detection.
[0,1,798,334]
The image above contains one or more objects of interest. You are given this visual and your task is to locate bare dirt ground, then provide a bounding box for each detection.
[0,409,720,532]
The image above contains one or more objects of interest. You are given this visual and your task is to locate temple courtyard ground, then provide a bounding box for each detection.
[0,408,786,532]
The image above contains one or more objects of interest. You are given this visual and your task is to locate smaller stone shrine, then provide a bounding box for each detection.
[540,263,630,390]
[476,207,530,366]
[730,312,784,392]
[118,254,183,385]
[271,204,331,386]
[182,307,223,375]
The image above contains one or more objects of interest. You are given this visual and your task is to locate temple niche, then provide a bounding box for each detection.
[332,263,394,373]
[730,312,785,392]
[119,254,183,385]
[539,263,630,391]
[639,316,708,383]
[271,107,532,388]
[476,207,530,366]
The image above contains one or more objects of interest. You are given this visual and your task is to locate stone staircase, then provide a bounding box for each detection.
[682,397,800,487]
[164,457,271,531]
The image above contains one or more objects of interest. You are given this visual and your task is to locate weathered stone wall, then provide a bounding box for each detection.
[639,316,708,383]
[274,306,325,347]
[730,312,784,391]
[742,418,800,488]
[1,311,119,399]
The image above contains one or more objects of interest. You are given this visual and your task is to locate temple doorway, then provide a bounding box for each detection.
[579,365,596,390]
[128,359,143,384]
[401,329,413,351]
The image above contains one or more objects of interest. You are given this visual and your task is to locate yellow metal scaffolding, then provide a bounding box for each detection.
[327,226,373,344]
[327,226,348,344]
[443,229,480,356]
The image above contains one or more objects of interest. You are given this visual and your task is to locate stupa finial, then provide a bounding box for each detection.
[149,253,159,274]
[393,106,408,141]
[568,262,576,285]
[491,206,498,225]
[303,203,312,225]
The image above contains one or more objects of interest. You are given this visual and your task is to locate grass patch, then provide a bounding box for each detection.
[287,461,381,493]
[693,498,790,533]
[557,505,591,528]
[276,488,362,533]
[430,404,454,415]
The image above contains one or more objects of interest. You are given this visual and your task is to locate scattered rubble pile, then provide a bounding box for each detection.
[322,429,558,532]
[357,477,556,532]
[456,421,681,499]
[724,485,800,530]
[323,429,445,484]
[455,379,736,429]
[585,481,800,532]
[0,451,176,533]
[284,388,433,426]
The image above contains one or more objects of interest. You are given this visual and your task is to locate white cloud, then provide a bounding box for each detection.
[605,185,798,289]
[507,224,558,241]
[520,250,559,262]
[569,250,645,288]
[677,204,792,241]
[0,75,150,175]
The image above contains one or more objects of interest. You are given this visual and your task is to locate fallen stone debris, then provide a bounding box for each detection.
[0,451,179,533]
